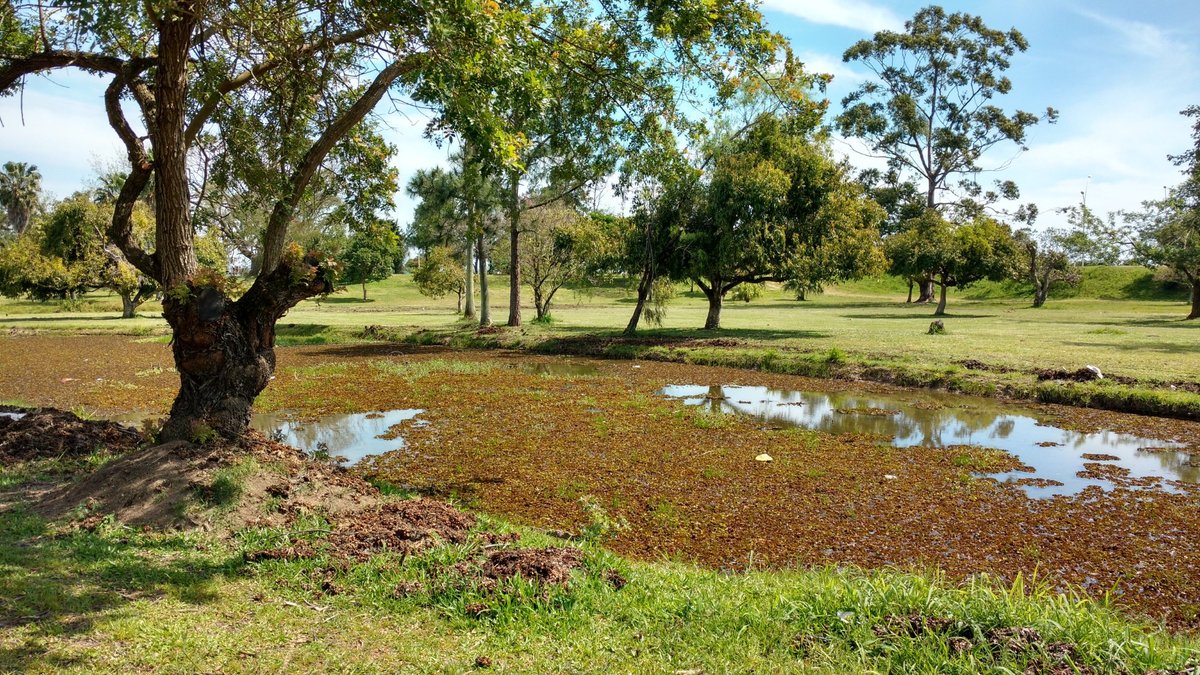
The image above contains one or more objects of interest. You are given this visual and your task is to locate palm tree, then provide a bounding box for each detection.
[0,162,42,234]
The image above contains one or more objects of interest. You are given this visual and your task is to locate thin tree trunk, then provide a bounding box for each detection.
[934,281,948,316]
[507,172,521,327]
[463,237,475,319]
[361,281,367,301]
[906,278,914,303]
[477,234,490,326]
[1188,284,1200,320]
[624,268,652,335]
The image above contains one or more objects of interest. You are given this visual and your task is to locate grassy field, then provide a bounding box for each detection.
[1,267,1195,379]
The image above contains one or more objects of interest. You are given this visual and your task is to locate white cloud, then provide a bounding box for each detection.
[759,0,902,34]
[1075,9,1189,60]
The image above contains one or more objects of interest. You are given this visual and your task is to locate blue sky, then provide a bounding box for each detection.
[1,1,1197,231]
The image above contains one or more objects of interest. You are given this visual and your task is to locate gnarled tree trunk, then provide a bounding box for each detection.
[699,281,723,330]
[916,276,935,303]
[159,256,332,442]
[624,268,652,335]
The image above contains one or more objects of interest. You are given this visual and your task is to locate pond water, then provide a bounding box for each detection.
[660,384,1196,498]
[251,409,425,465]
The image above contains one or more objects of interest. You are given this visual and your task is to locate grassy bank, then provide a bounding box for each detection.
[2,454,1199,674]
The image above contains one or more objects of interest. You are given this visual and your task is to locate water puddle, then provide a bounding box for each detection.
[251,410,424,465]
[661,384,1195,498]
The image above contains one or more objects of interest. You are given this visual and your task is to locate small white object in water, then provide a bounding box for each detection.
[755,453,773,462]
[884,474,897,480]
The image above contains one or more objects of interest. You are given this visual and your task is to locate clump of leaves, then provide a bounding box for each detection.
[579,495,628,544]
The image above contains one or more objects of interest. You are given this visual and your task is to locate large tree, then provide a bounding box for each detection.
[838,5,1055,302]
[0,161,41,234]
[1,0,789,441]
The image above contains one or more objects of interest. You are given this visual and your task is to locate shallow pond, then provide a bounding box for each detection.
[252,409,425,465]
[660,384,1196,498]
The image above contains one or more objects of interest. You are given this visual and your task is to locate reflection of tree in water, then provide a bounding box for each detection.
[715,386,1013,448]
[1149,450,1200,483]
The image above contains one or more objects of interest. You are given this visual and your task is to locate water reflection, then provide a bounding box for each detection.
[661,384,1195,498]
[251,409,424,465]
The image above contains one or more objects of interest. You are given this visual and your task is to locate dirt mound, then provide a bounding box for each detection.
[326,499,476,561]
[34,440,221,527]
[482,547,584,586]
[0,407,143,463]
[31,428,382,530]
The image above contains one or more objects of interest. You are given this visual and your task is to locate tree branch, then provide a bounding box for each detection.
[183,27,375,144]
[257,54,422,275]
[103,75,160,280]
[0,50,152,93]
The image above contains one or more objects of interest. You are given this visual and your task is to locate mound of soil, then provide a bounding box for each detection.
[326,499,476,561]
[0,407,143,463]
[482,547,584,586]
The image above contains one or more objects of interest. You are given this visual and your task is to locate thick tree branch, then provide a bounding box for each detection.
[104,75,160,279]
[183,27,375,144]
[0,50,152,92]
[257,54,422,275]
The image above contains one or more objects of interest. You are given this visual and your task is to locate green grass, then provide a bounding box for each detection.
[2,501,1199,673]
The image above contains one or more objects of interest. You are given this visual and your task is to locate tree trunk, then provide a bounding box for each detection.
[906,278,914,303]
[1188,284,1200,320]
[506,172,521,327]
[703,287,723,330]
[477,235,490,326]
[1033,271,1049,308]
[361,281,367,301]
[916,277,935,304]
[624,268,653,335]
[463,237,475,319]
[158,255,333,442]
[934,282,948,316]
[120,293,139,319]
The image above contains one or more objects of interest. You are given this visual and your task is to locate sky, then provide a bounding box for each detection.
[0,1,1197,232]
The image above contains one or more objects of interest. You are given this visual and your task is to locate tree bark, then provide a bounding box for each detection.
[934,281,948,316]
[906,278,914,303]
[153,14,200,287]
[477,234,490,326]
[506,171,521,327]
[361,281,367,301]
[1188,284,1200,320]
[159,254,333,442]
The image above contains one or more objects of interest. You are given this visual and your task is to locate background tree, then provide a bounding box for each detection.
[412,245,468,313]
[0,161,41,235]
[1014,228,1079,308]
[520,202,601,320]
[340,221,403,301]
[1054,203,1131,266]
[838,5,1056,302]
[886,210,1020,315]
[679,113,886,329]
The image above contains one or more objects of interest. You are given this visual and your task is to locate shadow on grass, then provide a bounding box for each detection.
[0,507,240,672]
[839,312,995,320]
[1064,340,1200,354]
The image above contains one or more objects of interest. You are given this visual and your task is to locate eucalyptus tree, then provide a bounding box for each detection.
[1,0,797,441]
[838,5,1056,302]
[0,161,41,234]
